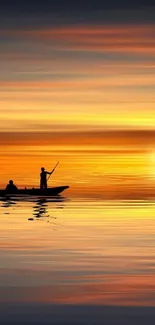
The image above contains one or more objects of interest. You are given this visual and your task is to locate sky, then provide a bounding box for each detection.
[0,1,155,146]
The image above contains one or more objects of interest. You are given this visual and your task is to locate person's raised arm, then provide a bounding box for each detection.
[47,171,52,175]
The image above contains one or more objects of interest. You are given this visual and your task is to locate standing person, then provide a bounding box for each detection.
[40,167,53,191]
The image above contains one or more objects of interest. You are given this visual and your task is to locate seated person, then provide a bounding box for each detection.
[5,180,18,193]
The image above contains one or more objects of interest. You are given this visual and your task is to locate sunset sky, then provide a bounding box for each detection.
[0,1,155,146]
[0,1,155,190]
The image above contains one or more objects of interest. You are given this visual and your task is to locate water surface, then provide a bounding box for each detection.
[1,196,155,306]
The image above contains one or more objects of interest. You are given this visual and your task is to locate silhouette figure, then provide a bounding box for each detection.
[40,167,53,191]
[5,180,18,193]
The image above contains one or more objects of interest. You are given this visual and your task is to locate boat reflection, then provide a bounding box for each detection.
[33,198,49,219]
[0,194,68,225]
[0,196,17,208]
[31,195,67,225]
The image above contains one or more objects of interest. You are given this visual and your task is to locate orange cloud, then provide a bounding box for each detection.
[0,130,155,146]
[2,24,155,55]
[0,24,155,133]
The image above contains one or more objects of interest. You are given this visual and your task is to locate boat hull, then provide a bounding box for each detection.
[0,186,69,197]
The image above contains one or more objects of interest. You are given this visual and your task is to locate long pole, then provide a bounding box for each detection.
[47,161,59,181]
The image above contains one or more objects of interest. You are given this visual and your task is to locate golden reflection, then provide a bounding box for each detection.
[0,199,155,305]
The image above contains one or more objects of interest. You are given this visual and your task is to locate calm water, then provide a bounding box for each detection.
[1,146,155,323]
[0,195,155,307]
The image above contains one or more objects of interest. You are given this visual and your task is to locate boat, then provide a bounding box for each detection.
[0,186,69,197]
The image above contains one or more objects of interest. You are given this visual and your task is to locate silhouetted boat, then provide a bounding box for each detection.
[0,186,69,197]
